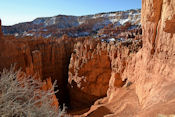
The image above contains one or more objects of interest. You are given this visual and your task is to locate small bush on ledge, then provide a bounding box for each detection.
[0,67,59,117]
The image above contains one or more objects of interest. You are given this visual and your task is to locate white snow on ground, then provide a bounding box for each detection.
[91,11,140,25]
[101,13,116,17]
[14,33,19,37]
[110,19,119,23]
[50,17,56,24]
[44,17,56,26]
[24,33,33,36]
[45,34,52,38]
[108,38,115,42]
[92,13,116,19]
[108,13,117,17]
[78,21,84,25]
[129,12,133,15]
[133,12,141,16]
[119,19,130,25]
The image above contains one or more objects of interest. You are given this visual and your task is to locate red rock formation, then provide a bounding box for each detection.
[42,77,59,109]
[68,38,142,116]
[68,40,112,110]
[31,50,43,79]
[107,40,142,97]
[97,22,142,41]
[0,34,78,108]
[127,0,175,114]
[68,38,142,113]
[0,38,59,109]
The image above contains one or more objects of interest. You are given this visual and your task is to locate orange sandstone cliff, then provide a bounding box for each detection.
[124,0,175,116]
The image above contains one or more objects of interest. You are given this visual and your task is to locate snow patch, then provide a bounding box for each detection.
[108,38,115,42]
[45,34,52,38]
[110,19,119,24]
[119,19,130,25]
[78,21,84,25]
[50,17,56,24]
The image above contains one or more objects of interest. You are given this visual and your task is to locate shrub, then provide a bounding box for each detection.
[0,67,61,117]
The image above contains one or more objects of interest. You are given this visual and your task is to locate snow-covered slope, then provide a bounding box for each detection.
[32,9,140,27]
[2,9,141,37]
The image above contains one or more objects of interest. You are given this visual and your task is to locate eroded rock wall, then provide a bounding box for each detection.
[68,40,112,110]
[68,38,142,113]
[107,40,142,97]
[100,0,175,116]
[0,31,76,108]
[0,25,59,109]
[124,0,175,111]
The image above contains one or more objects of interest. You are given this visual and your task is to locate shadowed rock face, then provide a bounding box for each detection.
[0,32,76,108]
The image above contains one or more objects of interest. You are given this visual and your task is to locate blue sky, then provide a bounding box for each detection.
[0,0,141,26]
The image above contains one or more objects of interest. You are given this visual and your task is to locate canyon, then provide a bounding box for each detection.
[0,0,175,116]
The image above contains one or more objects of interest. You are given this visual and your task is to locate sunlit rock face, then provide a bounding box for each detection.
[68,40,112,110]
[115,0,175,116]
[133,0,175,111]
[77,0,175,117]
